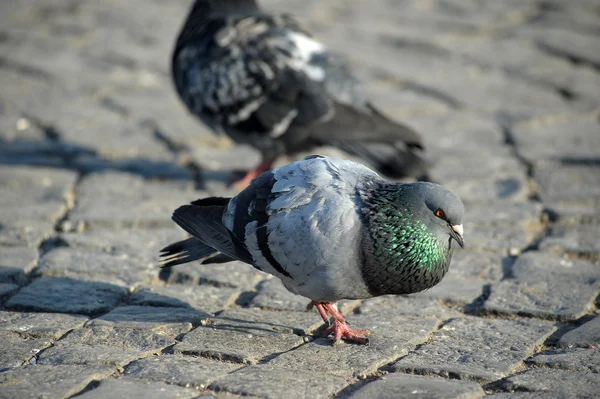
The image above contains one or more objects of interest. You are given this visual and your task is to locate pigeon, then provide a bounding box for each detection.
[160,155,464,344]
[172,0,428,187]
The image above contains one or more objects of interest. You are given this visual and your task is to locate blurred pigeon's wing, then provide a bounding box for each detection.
[173,10,334,139]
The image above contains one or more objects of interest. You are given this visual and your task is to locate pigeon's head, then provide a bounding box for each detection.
[407,182,465,249]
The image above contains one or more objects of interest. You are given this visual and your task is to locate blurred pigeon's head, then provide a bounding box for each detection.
[405,182,465,249]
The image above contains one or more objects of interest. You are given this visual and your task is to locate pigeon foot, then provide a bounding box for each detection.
[312,301,370,345]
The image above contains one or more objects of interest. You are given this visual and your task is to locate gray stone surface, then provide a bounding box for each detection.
[511,115,600,163]
[160,260,266,291]
[250,278,313,311]
[348,373,485,399]
[75,378,199,399]
[557,315,600,348]
[37,343,160,367]
[266,314,440,378]
[130,284,240,314]
[209,365,350,399]
[0,166,77,246]
[67,171,199,229]
[540,224,600,257]
[501,368,600,398]
[124,355,241,389]
[37,246,157,287]
[0,0,598,396]
[5,277,126,316]
[0,365,116,399]
[0,311,88,339]
[527,348,600,372]
[534,162,600,205]
[390,317,556,382]
[88,305,208,335]
[0,331,52,368]
[0,246,38,285]
[0,283,19,303]
[174,308,321,364]
[484,252,600,321]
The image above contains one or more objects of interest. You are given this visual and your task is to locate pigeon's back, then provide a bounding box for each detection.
[224,156,383,302]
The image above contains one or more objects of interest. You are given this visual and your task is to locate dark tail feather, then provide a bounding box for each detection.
[168,203,254,265]
[313,102,424,149]
[159,237,224,268]
[339,141,430,181]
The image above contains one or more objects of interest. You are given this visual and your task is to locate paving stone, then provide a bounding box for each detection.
[414,250,508,306]
[485,393,576,399]
[557,315,600,348]
[464,201,542,228]
[173,308,319,364]
[60,324,176,353]
[537,29,600,69]
[37,343,159,367]
[250,278,313,311]
[0,331,52,368]
[389,317,556,382]
[0,311,88,339]
[37,246,157,287]
[500,368,600,398]
[124,354,241,389]
[5,277,126,316]
[59,226,183,261]
[209,365,350,399]
[161,261,266,291]
[348,373,485,399]
[0,166,77,246]
[76,378,199,399]
[540,224,600,257]
[534,162,600,205]
[266,311,440,377]
[443,173,529,204]
[358,294,462,320]
[484,252,600,321]
[0,364,115,399]
[67,171,199,228]
[88,305,208,335]
[527,348,600,372]
[511,115,600,163]
[0,246,38,285]
[466,224,534,254]
[435,33,600,103]
[544,203,600,225]
[343,32,572,120]
[0,283,19,303]
[130,284,240,314]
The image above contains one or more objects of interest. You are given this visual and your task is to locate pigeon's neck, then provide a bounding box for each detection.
[358,183,453,297]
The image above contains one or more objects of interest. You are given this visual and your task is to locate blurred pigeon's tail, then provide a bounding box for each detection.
[339,141,430,181]
[311,102,429,179]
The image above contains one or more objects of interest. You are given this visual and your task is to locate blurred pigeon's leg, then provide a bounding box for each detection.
[232,160,275,188]
[314,301,370,345]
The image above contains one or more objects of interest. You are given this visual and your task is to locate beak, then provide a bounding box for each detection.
[449,224,464,248]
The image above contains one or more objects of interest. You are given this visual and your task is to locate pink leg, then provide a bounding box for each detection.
[311,301,370,345]
[232,160,274,189]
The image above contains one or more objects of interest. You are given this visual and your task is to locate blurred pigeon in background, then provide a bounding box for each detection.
[161,155,464,344]
[172,0,428,186]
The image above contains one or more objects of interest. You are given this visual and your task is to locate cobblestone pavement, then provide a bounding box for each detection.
[1,0,599,398]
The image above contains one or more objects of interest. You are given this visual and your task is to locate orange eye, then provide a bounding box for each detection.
[434,209,445,219]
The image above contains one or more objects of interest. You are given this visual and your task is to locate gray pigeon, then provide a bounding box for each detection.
[172,0,428,186]
[160,155,464,344]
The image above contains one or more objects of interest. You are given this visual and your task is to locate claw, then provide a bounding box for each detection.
[311,301,370,345]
